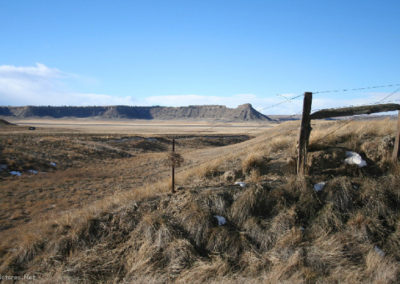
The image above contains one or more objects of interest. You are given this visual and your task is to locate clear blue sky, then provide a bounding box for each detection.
[0,0,399,114]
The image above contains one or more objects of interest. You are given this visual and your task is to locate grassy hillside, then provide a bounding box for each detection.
[0,119,399,283]
[0,119,13,126]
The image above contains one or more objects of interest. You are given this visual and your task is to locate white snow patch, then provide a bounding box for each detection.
[234,182,246,187]
[345,151,367,168]
[50,162,57,167]
[10,171,22,176]
[28,169,38,174]
[374,246,385,257]
[214,215,226,226]
[314,182,326,192]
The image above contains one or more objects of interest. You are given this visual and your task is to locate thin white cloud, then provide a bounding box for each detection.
[1,63,398,115]
[142,94,257,107]
[0,63,63,78]
[142,93,400,115]
[67,93,135,106]
[0,63,136,106]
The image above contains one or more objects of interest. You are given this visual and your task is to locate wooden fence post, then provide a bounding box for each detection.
[166,138,183,194]
[393,111,400,161]
[297,92,313,176]
[171,138,175,193]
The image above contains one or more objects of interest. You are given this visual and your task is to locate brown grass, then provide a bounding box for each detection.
[1,118,400,283]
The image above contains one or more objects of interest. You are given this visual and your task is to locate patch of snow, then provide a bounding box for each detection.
[374,246,385,257]
[10,171,22,176]
[214,215,226,226]
[314,182,326,192]
[28,169,38,174]
[0,164,7,171]
[345,151,367,168]
[50,162,57,167]
[234,182,246,188]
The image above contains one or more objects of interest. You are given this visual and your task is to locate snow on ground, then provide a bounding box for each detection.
[374,246,385,257]
[314,182,326,192]
[345,151,367,167]
[214,215,227,226]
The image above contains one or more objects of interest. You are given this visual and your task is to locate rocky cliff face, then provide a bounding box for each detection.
[0,104,272,121]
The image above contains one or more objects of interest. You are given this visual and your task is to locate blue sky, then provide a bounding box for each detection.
[0,0,399,114]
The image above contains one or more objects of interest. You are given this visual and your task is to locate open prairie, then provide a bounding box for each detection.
[6,118,274,135]
[0,119,260,241]
[2,0,399,282]
[0,118,400,283]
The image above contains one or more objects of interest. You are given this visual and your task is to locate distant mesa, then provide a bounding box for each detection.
[0,104,273,122]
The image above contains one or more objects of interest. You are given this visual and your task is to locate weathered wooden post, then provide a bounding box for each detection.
[166,138,183,193]
[297,92,313,176]
[171,138,175,193]
[392,111,400,161]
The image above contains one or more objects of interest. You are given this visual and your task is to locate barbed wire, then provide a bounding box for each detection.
[312,118,356,143]
[312,83,400,95]
[375,86,400,104]
[259,93,303,112]
[309,84,400,143]
[314,84,400,113]
[249,83,400,163]
[261,83,400,115]
[255,82,400,133]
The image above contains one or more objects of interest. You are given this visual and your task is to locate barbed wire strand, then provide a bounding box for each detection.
[375,86,400,104]
[254,83,400,140]
[260,94,303,112]
[263,83,400,115]
[313,119,356,143]
[310,84,400,143]
[313,83,400,95]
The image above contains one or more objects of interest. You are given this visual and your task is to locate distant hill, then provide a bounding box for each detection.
[0,118,13,127]
[0,104,273,122]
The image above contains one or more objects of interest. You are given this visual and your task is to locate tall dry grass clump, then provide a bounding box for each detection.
[1,119,400,283]
[241,152,268,175]
[2,168,400,283]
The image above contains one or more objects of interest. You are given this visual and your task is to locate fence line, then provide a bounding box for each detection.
[312,83,400,95]
[308,84,400,145]
[296,93,400,175]
[261,83,400,119]
[375,86,400,104]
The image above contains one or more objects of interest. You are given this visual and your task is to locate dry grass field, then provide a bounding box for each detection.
[8,118,273,135]
[0,118,399,283]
